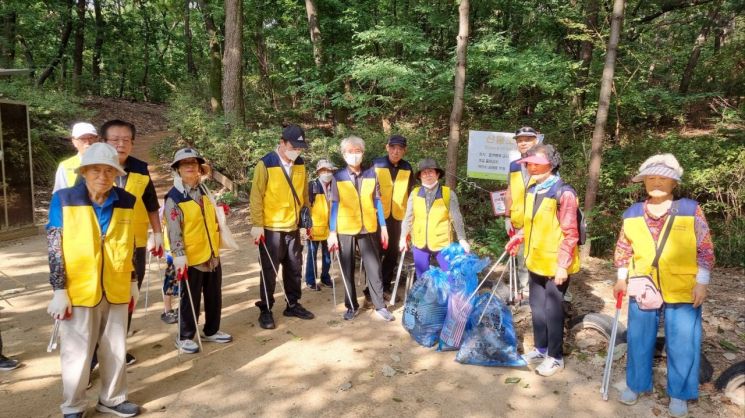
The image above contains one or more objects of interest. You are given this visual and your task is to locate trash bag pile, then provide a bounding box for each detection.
[402,243,525,367]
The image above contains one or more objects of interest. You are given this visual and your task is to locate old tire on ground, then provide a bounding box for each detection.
[715,361,745,407]
[569,313,627,345]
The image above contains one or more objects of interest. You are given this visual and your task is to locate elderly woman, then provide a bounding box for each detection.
[46,143,140,417]
[305,159,336,290]
[399,158,470,279]
[165,148,232,354]
[327,136,395,322]
[506,144,580,377]
[613,154,714,418]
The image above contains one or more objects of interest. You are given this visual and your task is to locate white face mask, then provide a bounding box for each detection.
[285,149,301,162]
[344,153,363,166]
[319,173,333,183]
[421,180,438,189]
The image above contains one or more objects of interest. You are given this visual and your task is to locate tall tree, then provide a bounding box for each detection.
[37,0,74,87]
[304,0,322,69]
[583,0,626,256]
[91,0,104,95]
[198,0,222,113]
[574,0,599,111]
[222,0,244,124]
[72,0,86,94]
[445,0,470,189]
[184,0,198,76]
[1,11,16,68]
[679,2,721,94]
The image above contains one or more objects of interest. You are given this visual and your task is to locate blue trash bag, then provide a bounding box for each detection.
[455,293,527,367]
[402,266,450,347]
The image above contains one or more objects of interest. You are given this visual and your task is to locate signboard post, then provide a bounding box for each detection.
[466,131,520,181]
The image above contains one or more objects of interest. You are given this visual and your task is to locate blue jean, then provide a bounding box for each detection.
[305,240,331,286]
[626,300,702,400]
[412,246,449,279]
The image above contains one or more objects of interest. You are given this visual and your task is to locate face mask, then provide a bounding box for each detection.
[285,149,301,162]
[344,153,363,166]
[319,173,333,183]
[421,180,438,189]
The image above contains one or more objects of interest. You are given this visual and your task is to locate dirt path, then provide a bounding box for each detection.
[0,131,742,417]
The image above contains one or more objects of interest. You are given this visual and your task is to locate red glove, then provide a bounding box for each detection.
[218,203,230,216]
[176,267,188,282]
[306,228,313,241]
[128,298,135,313]
[505,235,524,257]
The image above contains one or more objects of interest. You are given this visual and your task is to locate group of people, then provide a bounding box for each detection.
[0,120,713,418]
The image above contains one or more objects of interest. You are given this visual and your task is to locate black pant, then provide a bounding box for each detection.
[256,229,303,311]
[529,272,570,359]
[127,246,147,331]
[179,264,223,340]
[339,233,385,310]
[379,217,402,292]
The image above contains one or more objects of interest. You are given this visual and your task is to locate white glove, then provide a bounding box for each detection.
[147,232,164,257]
[327,232,339,252]
[173,255,188,277]
[505,218,515,236]
[617,267,628,282]
[251,226,265,244]
[459,239,471,253]
[47,289,71,320]
[399,237,408,252]
[129,281,139,312]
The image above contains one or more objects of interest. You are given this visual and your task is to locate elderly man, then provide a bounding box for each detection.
[47,143,140,418]
[53,122,99,192]
[250,124,315,330]
[327,136,395,322]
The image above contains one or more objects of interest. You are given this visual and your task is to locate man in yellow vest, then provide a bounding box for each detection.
[250,124,315,330]
[305,159,336,290]
[46,143,140,418]
[102,119,164,365]
[373,135,415,296]
[53,122,99,193]
[504,126,540,301]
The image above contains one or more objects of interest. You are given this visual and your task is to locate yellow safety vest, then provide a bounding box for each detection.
[523,181,580,277]
[309,179,330,240]
[622,199,699,304]
[59,184,136,307]
[508,160,535,229]
[335,168,379,235]
[411,185,452,251]
[261,152,307,230]
[60,154,81,188]
[120,157,152,247]
[166,187,220,266]
[374,157,412,221]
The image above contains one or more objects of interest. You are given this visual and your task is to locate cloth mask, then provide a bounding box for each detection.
[421,180,438,189]
[344,153,363,166]
[285,149,301,162]
[319,173,333,183]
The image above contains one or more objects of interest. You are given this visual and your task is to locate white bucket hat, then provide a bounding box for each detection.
[75,143,126,176]
[632,153,683,182]
[71,122,98,139]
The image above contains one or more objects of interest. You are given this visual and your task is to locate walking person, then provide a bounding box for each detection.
[0,326,20,371]
[613,154,714,417]
[373,135,415,296]
[46,143,140,417]
[165,148,232,354]
[399,158,470,279]
[507,144,580,377]
[53,122,99,193]
[249,124,315,329]
[327,135,395,322]
[305,159,336,291]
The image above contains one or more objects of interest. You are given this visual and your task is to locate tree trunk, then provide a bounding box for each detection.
[184,0,197,76]
[573,0,599,111]
[37,0,74,87]
[445,0,470,190]
[92,0,104,95]
[72,0,85,94]
[197,0,223,113]
[304,0,323,69]
[582,0,625,257]
[1,11,16,68]
[138,1,151,100]
[222,0,244,124]
[17,36,35,78]
[679,3,720,94]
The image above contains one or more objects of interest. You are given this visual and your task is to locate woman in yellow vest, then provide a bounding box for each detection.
[305,159,336,290]
[506,144,580,377]
[164,148,232,354]
[46,143,140,417]
[613,154,714,417]
[399,158,469,278]
[52,122,98,193]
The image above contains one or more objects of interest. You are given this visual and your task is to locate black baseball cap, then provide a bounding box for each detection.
[514,126,538,138]
[281,124,309,149]
[387,134,407,147]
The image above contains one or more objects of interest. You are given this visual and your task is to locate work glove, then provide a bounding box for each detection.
[217,202,230,216]
[129,281,139,313]
[459,239,471,253]
[379,226,389,250]
[47,289,71,320]
[327,232,339,252]
[306,228,313,241]
[399,236,408,252]
[505,218,515,237]
[173,255,188,280]
[251,226,265,245]
[505,234,524,257]
[147,232,164,258]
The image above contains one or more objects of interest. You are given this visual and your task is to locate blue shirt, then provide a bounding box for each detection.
[47,187,119,234]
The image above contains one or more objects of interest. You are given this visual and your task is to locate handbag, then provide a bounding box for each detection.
[280,164,313,229]
[626,201,679,310]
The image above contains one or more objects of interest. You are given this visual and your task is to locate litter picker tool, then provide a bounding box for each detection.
[389,249,406,306]
[462,250,509,307]
[333,252,355,313]
[474,261,513,323]
[178,268,203,352]
[403,264,415,305]
[144,252,152,312]
[259,240,291,306]
[47,319,61,352]
[601,291,624,401]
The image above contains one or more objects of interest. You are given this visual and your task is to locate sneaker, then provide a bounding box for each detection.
[306,284,322,291]
[668,398,688,418]
[0,355,20,371]
[258,310,276,329]
[375,308,395,322]
[125,353,136,366]
[521,348,546,365]
[321,279,333,287]
[619,388,639,406]
[202,331,232,343]
[283,303,315,320]
[535,356,564,377]
[95,400,140,417]
[383,291,392,302]
[174,339,199,354]
[63,412,85,418]
[343,308,358,321]
[160,310,177,324]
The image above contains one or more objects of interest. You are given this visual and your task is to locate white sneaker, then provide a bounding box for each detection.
[522,348,546,365]
[174,339,199,354]
[536,356,564,376]
[202,330,233,343]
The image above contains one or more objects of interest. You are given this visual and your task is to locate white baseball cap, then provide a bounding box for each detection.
[75,143,126,176]
[71,122,98,139]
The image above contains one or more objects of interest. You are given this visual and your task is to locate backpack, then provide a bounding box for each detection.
[557,182,587,246]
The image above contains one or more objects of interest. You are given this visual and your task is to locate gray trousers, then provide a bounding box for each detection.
[339,233,385,310]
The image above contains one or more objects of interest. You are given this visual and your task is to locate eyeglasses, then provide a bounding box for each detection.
[107,137,133,144]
